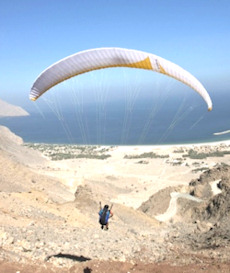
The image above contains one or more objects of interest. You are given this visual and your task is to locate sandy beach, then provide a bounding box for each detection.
[25,139,230,209]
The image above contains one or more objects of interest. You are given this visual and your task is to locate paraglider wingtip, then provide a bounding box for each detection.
[30,97,37,101]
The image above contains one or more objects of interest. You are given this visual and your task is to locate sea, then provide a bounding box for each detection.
[1,92,230,146]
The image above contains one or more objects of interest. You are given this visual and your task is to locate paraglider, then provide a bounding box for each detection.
[98,202,113,230]
[30,47,212,111]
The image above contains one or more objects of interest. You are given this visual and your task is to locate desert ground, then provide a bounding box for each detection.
[0,125,230,272]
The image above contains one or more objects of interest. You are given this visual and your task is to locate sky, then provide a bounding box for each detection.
[1,0,230,110]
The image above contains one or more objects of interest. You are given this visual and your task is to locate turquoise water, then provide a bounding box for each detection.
[1,95,230,145]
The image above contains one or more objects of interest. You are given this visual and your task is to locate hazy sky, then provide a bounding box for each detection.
[1,0,230,109]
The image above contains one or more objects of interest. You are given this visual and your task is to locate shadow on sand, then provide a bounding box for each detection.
[45,252,91,262]
[83,267,92,273]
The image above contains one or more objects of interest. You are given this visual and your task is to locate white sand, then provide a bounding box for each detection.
[35,140,230,208]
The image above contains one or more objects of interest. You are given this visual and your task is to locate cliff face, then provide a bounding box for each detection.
[0,99,29,117]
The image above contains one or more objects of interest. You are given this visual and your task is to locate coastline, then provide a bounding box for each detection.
[3,123,230,210]
[24,137,230,150]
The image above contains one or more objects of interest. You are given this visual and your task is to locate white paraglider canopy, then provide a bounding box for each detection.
[30,47,212,111]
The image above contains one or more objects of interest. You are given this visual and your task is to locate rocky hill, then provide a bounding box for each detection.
[0,99,29,117]
[0,126,230,272]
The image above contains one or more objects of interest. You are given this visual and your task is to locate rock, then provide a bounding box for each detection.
[195,220,214,232]
[0,231,14,246]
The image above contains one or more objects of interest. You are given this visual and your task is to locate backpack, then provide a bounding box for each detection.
[99,208,110,225]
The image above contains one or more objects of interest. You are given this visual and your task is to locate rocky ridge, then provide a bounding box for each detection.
[0,99,29,117]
